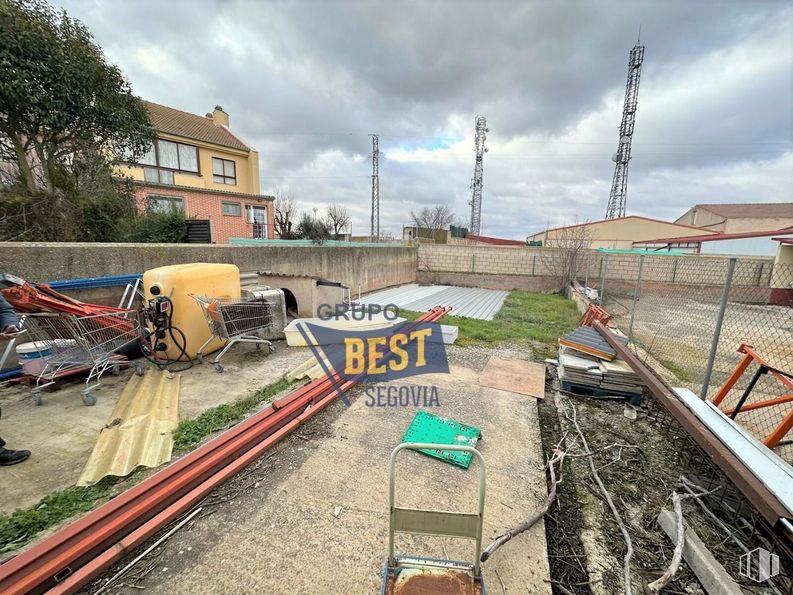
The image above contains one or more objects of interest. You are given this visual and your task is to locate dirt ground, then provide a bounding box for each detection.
[0,342,309,515]
[84,346,552,595]
[606,293,793,462]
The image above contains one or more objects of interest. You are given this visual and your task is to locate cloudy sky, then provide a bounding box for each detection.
[60,0,793,239]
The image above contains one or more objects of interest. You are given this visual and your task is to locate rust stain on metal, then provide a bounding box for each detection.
[385,569,482,595]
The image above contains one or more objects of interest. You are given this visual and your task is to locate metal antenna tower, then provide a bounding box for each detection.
[468,116,488,234]
[605,40,645,219]
[370,134,379,239]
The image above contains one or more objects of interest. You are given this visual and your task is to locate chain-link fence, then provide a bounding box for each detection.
[590,252,793,459]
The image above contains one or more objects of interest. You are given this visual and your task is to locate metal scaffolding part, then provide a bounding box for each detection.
[605,41,645,219]
[468,116,488,235]
[370,133,379,239]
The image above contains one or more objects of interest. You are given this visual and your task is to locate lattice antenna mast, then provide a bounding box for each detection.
[468,116,488,234]
[605,41,645,219]
[370,134,379,239]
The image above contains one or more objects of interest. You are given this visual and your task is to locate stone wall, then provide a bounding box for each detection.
[418,244,776,288]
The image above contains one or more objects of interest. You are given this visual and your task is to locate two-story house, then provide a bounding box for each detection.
[119,101,274,243]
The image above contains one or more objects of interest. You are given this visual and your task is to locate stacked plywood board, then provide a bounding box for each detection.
[557,327,644,402]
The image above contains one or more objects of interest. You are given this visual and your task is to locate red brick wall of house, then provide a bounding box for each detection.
[134,186,275,243]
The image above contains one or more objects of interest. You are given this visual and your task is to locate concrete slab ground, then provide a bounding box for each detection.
[106,346,551,594]
[0,341,308,515]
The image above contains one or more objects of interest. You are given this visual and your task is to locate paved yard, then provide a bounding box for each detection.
[0,342,308,515]
[100,347,551,594]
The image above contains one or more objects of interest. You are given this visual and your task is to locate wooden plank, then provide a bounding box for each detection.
[478,357,545,399]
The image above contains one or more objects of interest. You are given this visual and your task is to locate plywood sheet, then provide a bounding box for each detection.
[478,357,545,399]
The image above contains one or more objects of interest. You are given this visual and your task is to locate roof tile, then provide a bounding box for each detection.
[143,101,250,152]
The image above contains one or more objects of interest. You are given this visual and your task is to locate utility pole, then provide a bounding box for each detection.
[468,116,488,235]
[605,39,645,219]
[370,134,379,240]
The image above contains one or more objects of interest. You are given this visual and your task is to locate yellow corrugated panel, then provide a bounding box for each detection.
[77,370,180,486]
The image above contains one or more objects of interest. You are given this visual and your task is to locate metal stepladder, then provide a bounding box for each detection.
[381,442,488,595]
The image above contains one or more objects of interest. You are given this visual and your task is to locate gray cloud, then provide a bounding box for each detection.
[61,0,793,238]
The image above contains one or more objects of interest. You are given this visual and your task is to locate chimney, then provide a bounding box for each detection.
[212,105,229,127]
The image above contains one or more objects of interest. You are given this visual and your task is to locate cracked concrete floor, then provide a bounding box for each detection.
[102,349,551,594]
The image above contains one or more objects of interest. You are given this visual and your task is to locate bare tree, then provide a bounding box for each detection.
[274,187,298,239]
[545,218,592,294]
[326,203,351,238]
[409,204,456,230]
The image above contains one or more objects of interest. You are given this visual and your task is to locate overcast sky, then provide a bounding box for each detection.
[60,0,793,239]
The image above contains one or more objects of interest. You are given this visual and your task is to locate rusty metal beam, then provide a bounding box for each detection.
[0,307,450,594]
[592,321,792,534]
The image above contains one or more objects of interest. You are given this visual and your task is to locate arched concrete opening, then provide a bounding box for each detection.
[281,288,298,319]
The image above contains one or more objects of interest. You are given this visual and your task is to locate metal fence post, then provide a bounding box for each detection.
[584,253,590,288]
[627,255,645,343]
[700,257,737,400]
[599,254,609,305]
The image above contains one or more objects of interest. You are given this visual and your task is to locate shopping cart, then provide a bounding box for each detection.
[193,295,276,373]
[21,311,145,406]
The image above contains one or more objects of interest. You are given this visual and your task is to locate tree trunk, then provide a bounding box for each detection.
[11,134,37,193]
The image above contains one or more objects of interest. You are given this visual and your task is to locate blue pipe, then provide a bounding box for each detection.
[46,274,141,291]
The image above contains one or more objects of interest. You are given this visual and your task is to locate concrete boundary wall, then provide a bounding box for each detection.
[418,244,776,288]
[0,243,417,294]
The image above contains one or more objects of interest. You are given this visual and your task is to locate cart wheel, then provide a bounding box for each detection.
[268,344,276,354]
[256,343,262,350]
[197,354,204,364]
[135,365,145,377]
[82,392,97,406]
[32,391,43,406]
[214,363,224,373]
[111,363,121,376]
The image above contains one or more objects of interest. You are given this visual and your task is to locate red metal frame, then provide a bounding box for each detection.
[711,344,793,449]
[579,303,612,328]
[0,307,451,594]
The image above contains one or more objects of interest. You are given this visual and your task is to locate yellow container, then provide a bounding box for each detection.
[142,263,240,360]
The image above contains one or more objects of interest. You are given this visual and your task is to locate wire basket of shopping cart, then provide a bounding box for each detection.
[192,295,276,373]
[20,310,144,406]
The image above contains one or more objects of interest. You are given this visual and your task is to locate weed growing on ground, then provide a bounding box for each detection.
[0,377,296,553]
[403,290,580,350]
[173,378,294,450]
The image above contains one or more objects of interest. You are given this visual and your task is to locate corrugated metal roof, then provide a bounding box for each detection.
[357,284,508,320]
[77,370,180,486]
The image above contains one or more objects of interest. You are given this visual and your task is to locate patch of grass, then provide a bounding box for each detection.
[173,377,295,450]
[659,359,696,383]
[403,290,580,350]
[0,377,296,553]
[0,477,121,553]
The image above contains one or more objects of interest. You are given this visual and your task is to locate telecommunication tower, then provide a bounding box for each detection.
[605,41,645,219]
[370,134,379,239]
[468,116,488,234]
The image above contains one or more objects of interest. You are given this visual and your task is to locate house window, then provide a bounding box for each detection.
[147,195,184,213]
[212,157,236,185]
[136,140,199,185]
[222,201,241,216]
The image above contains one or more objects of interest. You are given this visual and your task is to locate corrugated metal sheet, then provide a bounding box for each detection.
[77,371,180,486]
[674,387,793,515]
[357,284,508,321]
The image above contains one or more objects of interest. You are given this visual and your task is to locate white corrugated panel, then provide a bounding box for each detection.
[356,284,508,320]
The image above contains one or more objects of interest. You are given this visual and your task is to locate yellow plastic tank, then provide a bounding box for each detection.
[142,263,240,360]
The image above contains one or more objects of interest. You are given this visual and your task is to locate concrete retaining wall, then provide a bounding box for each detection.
[0,243,417,294]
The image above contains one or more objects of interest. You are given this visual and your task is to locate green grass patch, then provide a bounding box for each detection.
[0,477,121,553]
[173,377,295,450]
[0,377,296,553]
[402,290,580,354]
